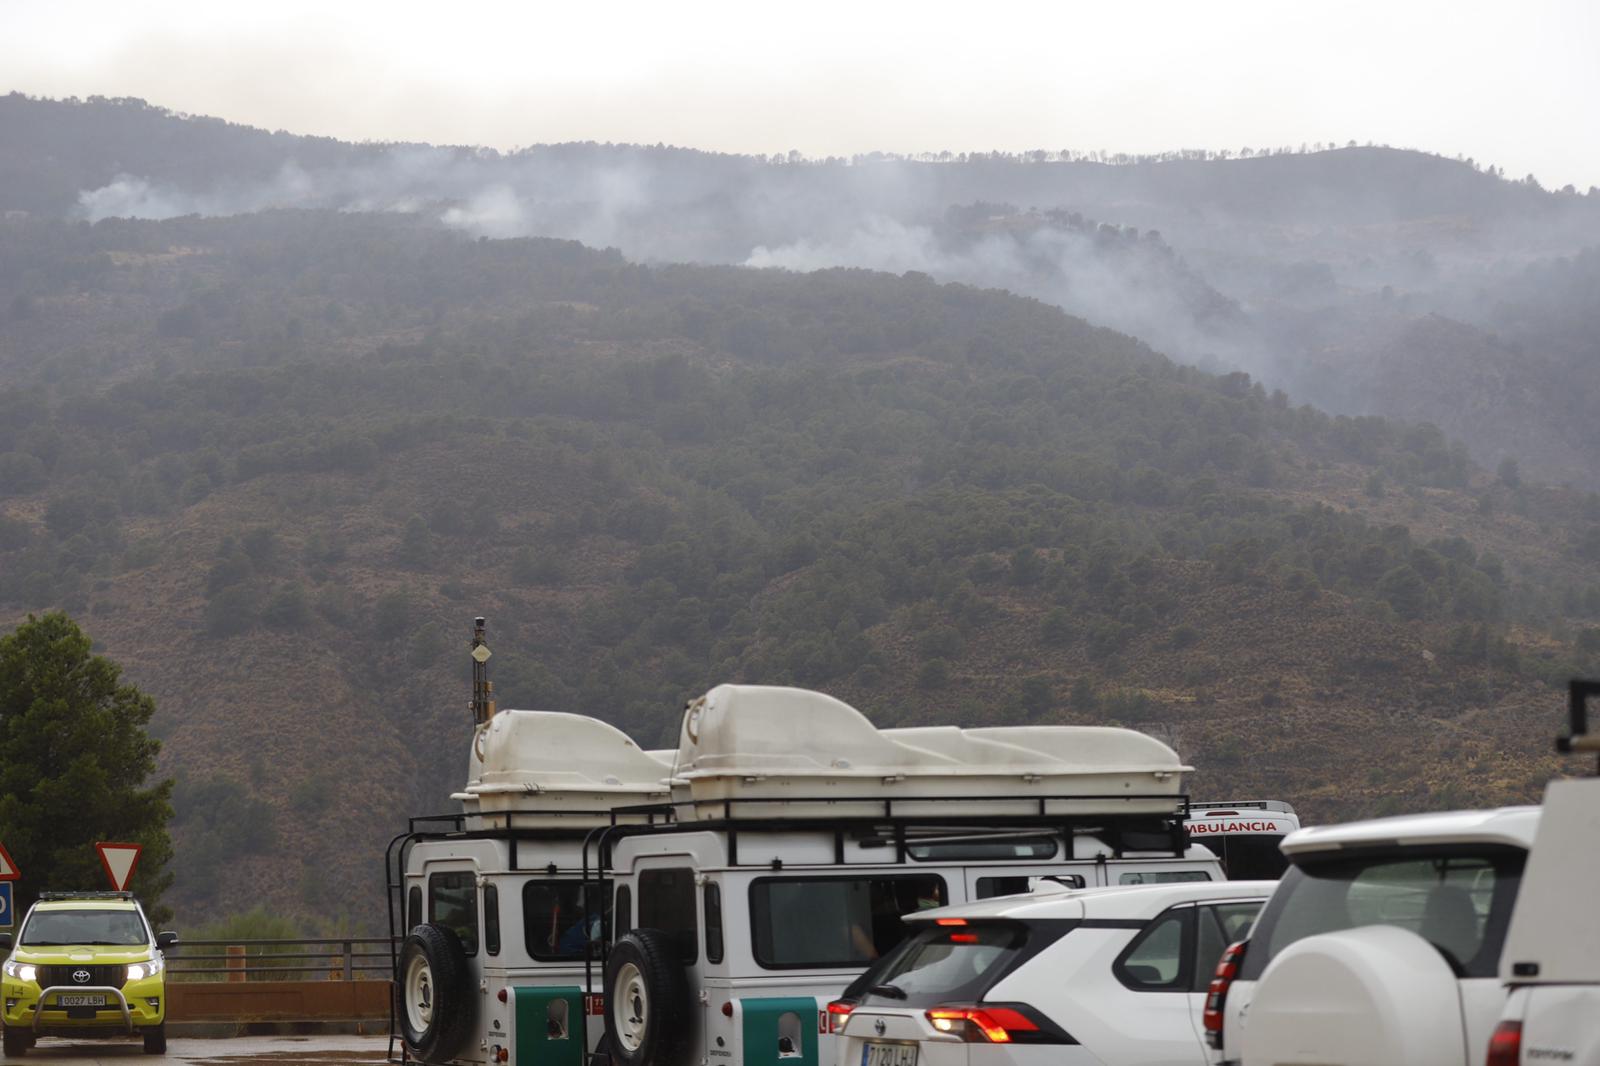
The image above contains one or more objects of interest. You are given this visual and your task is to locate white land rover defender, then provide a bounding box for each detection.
[389,707,674,1066]
[389,627,1228,1066]
[592,684,1218,1066]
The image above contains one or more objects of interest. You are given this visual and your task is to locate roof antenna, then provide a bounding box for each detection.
[1556,679,1600,775]
[471,616,496,726]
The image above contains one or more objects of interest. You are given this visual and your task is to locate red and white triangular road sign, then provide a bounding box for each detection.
[0,841,19,881]
[95,842,142,892]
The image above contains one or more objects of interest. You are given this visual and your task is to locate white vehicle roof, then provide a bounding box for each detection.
[1500,777,1600,985]
[455,709,672,826]
[670,684,1191,820]
[904,878,1277,923]
[1280,805,1540,855]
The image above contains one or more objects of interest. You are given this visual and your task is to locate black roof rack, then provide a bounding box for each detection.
[38,891,135,901]
[583,790,1193,876]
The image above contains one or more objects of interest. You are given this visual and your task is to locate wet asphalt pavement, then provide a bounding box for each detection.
[5,1035,391,1066]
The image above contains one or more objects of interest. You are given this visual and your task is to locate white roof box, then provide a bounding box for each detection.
[671,685,1189,820]
[456,710,671,828]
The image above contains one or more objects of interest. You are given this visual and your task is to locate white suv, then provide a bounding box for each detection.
[835,879,1273,1066]
[1207,806,1537,1066]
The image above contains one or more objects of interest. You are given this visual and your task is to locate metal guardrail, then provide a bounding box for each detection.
[166,937,396,981]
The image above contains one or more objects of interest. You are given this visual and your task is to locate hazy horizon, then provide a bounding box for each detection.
[4,0,1597,191]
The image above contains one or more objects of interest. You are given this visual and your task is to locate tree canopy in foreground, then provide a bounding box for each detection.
[0,612,173,920]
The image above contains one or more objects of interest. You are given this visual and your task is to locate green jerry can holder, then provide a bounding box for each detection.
[513,986,586,1066]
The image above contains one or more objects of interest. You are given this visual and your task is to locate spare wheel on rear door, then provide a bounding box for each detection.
[606,929,692,1066]
[1240,925,1467,1066]
[396,923,476,1064]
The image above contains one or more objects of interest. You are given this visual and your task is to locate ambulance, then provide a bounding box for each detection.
[1183,801,1300,879]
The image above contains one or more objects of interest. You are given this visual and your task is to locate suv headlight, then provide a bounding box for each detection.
[2,961,37,983]
[127,957,164,981]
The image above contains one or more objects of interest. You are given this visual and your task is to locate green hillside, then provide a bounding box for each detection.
[1,211,1596,925]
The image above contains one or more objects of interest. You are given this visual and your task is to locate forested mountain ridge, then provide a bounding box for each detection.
[1,209,1598,925]
[5,93,1599,490]
[4,93,1586,228]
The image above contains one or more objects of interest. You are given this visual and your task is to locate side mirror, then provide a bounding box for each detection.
[156,931,179,950]
[0,932,12,950]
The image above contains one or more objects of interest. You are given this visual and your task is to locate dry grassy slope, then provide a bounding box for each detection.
[840,562,1561,821]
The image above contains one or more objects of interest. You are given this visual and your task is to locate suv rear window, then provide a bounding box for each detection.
[858,923,1030,1008]
[1240,845,1525,980]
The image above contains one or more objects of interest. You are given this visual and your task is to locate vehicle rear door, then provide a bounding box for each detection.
[1518,987,1600,1066]
[1103,903,1206,1065]
[1185,902,1262,1053]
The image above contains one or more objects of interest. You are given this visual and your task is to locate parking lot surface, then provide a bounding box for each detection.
[5,1035,390,1066]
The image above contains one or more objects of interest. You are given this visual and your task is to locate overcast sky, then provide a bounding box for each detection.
[4,0,1597,189]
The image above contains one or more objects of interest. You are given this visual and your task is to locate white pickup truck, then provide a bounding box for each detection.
[1484,776,1600,1066]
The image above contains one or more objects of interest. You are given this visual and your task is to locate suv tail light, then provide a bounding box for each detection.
[1486,1020,1521,1066]
[1203,940,1248,1050]
[925,1004,1069,1045]
[825,1000,853,1034]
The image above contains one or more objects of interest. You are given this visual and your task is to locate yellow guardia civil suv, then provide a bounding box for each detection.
[0,892,178,1056]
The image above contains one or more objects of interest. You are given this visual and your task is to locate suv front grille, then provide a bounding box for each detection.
[38,964,127,989]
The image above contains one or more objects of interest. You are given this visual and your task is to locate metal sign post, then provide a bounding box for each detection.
[470,616,495,726]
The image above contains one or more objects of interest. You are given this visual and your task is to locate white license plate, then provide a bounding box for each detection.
[862,1043,918,1066]
[56,994,107,1007]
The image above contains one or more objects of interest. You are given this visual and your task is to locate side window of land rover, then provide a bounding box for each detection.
[750,874,947,968]
[614,885,632,939]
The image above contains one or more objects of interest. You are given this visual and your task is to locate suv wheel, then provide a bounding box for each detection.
[2,1027,28,1058]
[142,1024,167,1055]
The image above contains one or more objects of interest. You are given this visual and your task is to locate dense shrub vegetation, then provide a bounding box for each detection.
[2,211,1595,920]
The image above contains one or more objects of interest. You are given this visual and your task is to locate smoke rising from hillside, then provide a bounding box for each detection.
[746,216,1250,373]
[72,153,1254,367]
[61,141,1600,487]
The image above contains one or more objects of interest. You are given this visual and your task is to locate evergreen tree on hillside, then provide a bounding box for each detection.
[0,613,174,920]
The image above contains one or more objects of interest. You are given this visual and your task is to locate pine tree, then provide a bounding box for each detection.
[0,613,174,920]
